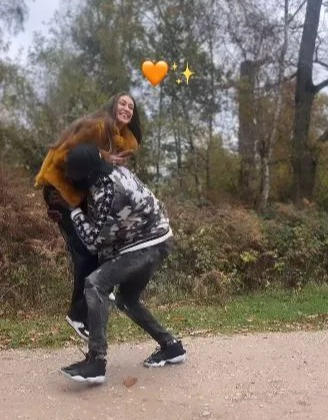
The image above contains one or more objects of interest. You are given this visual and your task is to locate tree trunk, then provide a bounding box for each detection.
[258,154,270,212]
[291,0,322,204]
[206,118,213,191]
[292,91,316,202]
[171,99,183,189]
[155,85,163,194]
[257,0,289,213]
[206,6,215,192]
[182,107,203,204]
[238,60,257,204]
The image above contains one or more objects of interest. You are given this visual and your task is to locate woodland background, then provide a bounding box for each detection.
[1,0,328,315]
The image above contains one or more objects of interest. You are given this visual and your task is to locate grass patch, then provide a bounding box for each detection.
[1,284,328,349]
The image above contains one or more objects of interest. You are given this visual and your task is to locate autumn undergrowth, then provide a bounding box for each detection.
[1,283,328,350]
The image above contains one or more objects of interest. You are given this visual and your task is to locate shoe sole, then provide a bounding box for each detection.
[65,316,89,341]
[143,353,186,368]
[61,369,105,384]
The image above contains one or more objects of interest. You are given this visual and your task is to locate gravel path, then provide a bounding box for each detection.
[1,331,328,419]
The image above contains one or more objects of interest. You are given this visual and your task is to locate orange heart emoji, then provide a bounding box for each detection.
[141,60,169,86]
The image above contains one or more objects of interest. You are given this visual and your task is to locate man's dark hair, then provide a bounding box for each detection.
[66,144,112,187]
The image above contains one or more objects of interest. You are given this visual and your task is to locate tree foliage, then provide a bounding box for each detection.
[0,0,328,208]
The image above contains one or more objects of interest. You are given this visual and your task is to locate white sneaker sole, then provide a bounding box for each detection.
[65,316,89,341]
[61,369,105,384]
[143,353,186,368]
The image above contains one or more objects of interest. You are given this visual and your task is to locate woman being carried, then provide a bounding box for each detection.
[35,92,142,340]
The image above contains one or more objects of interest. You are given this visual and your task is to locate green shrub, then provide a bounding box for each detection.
[3,169,328,314]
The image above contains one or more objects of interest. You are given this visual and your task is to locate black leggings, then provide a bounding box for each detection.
[43,186,98,325]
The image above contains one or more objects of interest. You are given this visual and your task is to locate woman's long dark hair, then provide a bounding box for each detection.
[51,91,142,148]
[92,91,142,145]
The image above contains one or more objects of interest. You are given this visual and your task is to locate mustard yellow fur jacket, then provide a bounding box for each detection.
[35,118,139,207]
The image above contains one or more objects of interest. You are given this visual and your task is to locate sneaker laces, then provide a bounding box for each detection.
[78,347,106,362]
[150,346,162,357]
[78,347,93,363]
[151,340,178,356]
[78,347,87,357]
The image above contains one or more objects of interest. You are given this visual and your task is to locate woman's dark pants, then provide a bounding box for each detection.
[43,186,97,325]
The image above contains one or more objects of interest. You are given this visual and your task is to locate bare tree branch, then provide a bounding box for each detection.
[314,79,328,93]
[316,128,328,143]
[226,3,248,60]
[289,23,306,31]
[317,128,328,143]
[313,59,328,70]
[152,0,183,55]
[288,0,307,24]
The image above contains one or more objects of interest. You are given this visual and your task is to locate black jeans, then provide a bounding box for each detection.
[85,241,174,357]
[43,186,98,325]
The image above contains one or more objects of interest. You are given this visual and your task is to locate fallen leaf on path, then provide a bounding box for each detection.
[123,376,138,388]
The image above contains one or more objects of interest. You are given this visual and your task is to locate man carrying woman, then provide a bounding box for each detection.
[60,144,186,383]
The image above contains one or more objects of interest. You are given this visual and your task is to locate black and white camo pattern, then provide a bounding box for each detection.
[70,166,171,259]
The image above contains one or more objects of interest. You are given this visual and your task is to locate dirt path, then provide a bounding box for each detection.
[1,331,328,420]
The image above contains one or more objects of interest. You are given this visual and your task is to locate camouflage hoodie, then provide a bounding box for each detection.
[70,166,172,261]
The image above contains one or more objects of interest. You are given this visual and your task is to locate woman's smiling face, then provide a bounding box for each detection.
[116,95,134,126]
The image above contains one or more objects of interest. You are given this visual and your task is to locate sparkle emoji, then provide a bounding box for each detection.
[172,62,178,72]
[181,62,195,85]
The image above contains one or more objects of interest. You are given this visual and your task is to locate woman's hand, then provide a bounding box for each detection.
[106,150,134,166]
[48,189,72,209]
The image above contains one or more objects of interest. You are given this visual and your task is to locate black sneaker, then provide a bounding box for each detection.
[61,352,106,384]
[143,340,186,368]
[66,316,89,341]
